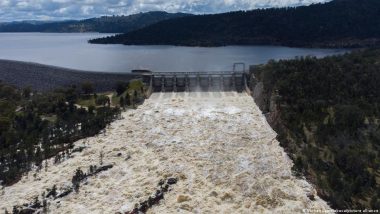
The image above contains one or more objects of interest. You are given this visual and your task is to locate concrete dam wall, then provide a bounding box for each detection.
[142,72,249,93]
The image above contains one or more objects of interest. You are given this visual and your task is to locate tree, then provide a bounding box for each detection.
[0,117,11,133]
[81,82,94,95]
[88,105,95,114]
[0,100,16,117]
[95,95,110,107]
[44,160,48,172]
[371,196,380,209]
[50,185,57,198]
[115,82,127,96]
[72,168,85,193]
[133,90,138,107]
[99,151,104,166]
[12,206,19,214]
[22,87,32,99]
[125,93,131,106]
[293,156,305,174]
[119,96,125,109]
[42,199,48,213]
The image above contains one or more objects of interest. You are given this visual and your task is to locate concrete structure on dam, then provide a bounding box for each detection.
[148,71,248,92]
[137,63,252,94]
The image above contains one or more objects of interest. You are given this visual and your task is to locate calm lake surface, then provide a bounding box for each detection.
[0,33,348,73]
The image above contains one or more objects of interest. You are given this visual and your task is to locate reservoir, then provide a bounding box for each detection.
[0,33,348,73]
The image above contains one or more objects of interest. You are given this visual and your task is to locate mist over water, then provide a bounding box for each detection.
[0,33,348,73]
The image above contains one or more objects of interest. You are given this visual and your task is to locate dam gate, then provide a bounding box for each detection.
[140,64,251,95]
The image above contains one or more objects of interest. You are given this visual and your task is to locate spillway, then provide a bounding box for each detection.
[142,71,248,93]
[0,92,330,213]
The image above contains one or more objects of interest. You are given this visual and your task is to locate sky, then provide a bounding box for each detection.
[0,0,330,22]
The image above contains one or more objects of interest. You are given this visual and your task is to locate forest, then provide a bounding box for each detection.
[250,49,380,209]
[0,79,146,187]
[0,11,190,33]
[90,0,380,48]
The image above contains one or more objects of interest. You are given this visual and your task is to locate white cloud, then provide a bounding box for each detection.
[0,0,330,21]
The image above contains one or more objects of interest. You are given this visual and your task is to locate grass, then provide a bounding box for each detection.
[112,79,146,106]
[77,97,96,107]
[77,80,146,108]
[40,114,57,123]
[77,92,116,108]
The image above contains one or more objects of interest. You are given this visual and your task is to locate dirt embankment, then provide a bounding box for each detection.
[0,59,140,92]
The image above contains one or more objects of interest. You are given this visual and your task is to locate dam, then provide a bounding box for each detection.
[1,90,330,213]
[148,72,247,92]
[138,63,251,94]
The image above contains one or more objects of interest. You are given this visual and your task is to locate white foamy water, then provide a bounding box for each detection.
[0,92,330,213]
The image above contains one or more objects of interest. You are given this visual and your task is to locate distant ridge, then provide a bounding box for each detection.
[0,11,192,33]
[90,0,380,48]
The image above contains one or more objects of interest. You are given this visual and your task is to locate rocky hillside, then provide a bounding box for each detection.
[249,49,380,209]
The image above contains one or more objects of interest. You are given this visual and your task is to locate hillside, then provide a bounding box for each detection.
[0,11,191,33]
[250,49,380,209]
[90,0,380,48]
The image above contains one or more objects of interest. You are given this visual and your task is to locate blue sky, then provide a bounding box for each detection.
[0,0,330,22]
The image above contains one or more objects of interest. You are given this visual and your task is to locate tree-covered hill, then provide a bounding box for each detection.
[250,49,380,209]
[0,11,191,33]
[90,0,380,48]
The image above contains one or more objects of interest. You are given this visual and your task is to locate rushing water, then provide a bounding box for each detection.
[0,92,330,213]
[0,33,348,73]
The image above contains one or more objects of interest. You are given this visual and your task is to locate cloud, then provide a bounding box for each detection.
[0,0,330,22]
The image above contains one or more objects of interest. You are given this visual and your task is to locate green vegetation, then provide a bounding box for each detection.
[0,82,120,186]
[115,81,128,96]
[0,11,191,33]
[91,0,380,48]
[81,82,94,95]
[76,79,146,108]
[112,79,146,109]
[251,49,380,209]
[0,79,146,186]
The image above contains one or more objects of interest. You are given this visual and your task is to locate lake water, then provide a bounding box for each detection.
[0,33,348,73]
